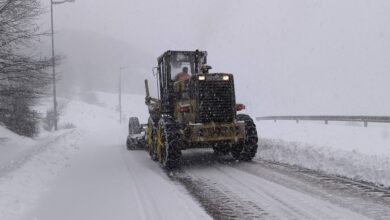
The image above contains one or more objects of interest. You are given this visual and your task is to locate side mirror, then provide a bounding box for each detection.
[152,66,159,76]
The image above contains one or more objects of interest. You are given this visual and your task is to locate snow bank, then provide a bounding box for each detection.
[0,111,77,220]
[256,120,390,186]
[0,130,82,220]
[0,126,36,170]
[0,126,70,173]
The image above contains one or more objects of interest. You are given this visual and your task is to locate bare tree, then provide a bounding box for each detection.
[0,0,53,136]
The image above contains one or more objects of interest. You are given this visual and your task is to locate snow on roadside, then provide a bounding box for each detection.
[0,126,71,175]
[0,130,83,220]
[0,126,37,170]
[93,91,149,122]
[256,121,390,187]
[0,95,76,175]
[0,92,97,220]
[61,91,149,129]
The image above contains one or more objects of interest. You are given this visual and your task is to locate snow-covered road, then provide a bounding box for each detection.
[2,92,390,220]
[18,128,210,220]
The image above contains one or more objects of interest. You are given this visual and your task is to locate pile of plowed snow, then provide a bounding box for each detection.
[256,121,390,187]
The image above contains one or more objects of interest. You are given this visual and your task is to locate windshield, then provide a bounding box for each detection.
[170,53,194,80]
[171,62,192,80]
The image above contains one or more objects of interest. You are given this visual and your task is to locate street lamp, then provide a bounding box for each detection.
[50,0,75,131]
[119,66,128,124]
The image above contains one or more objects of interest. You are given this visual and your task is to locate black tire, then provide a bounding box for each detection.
[126,138,136,150]
[230,143,243,160]
[157,115,182,169]
[146,117,158,161]
[126,138,131,150]
[129,117,141,134]
[233,114,258,161]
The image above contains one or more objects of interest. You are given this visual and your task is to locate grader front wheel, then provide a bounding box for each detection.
[146,117,158,161]
[157,116,182,169]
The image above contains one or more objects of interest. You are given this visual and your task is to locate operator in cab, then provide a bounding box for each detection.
[174,67,190,81]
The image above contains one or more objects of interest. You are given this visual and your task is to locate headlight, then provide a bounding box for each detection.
[223,75,229,81]
[198,75,206,80]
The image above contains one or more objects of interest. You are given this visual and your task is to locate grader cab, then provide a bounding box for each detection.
[144,50,258,168]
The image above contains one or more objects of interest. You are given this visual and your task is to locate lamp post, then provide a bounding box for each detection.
[119,66,128,124]
[50,0,75,131]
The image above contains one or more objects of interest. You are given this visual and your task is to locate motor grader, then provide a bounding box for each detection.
[144,50,258,168]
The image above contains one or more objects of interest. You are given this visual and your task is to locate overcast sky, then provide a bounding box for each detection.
[39,0,390,116]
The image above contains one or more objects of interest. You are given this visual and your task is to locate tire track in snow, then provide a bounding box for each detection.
[120,149,160,220]
[121,149,212,220]
[170,150,373,220]
[170,170,271,220]
[236,159,390,219]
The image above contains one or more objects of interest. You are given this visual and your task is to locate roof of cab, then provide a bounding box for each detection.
[157,50,208,62]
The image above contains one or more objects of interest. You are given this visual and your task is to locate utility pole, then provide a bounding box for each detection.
[119,66,128,124]
[50,0,75,131]
[50,1,57,131]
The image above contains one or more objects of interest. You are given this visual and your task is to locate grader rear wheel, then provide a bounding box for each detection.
[157,116,182,169]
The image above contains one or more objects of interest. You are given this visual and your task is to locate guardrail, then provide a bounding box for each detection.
[256,116,390,127]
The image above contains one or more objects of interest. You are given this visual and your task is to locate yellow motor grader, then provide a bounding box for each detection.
[144,50,258,168]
